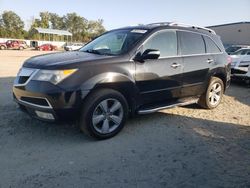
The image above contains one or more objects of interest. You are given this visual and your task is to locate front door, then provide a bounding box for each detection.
[135,30,183,105]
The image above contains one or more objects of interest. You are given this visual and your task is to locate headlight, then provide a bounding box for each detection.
[32,69,77,84]
[231,62,237,67]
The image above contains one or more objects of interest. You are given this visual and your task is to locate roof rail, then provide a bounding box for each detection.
[146,22,216,34]
[169,22,216,34]
[147,22,171,26]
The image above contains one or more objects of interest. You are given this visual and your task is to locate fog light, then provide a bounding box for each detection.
[35,111,55,120]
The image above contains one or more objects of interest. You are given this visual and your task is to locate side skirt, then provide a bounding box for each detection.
[137,97,199,115]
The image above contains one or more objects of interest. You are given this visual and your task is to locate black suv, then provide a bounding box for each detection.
[13,22,231,139]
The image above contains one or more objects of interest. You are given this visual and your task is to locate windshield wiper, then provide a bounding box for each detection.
[83,49,102,55]
[82,49,115,56]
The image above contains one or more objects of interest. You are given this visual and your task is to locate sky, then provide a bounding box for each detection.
[0,0,250,30]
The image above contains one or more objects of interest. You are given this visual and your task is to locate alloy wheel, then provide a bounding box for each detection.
[208,82,222,106]
[92,98,124,134]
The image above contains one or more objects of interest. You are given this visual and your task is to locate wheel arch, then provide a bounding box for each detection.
[80,72,140,115]
[209,68,227,92]
[0,45,6,49]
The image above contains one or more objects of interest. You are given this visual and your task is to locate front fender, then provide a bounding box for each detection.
[79,72,140,113]
[80,72,136,91]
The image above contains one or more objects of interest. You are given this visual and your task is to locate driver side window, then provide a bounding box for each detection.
[143,30,177,58]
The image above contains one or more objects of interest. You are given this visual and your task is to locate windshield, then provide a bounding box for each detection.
[232,49,250,55]
[79,29,147,56]
[226,46,241,53]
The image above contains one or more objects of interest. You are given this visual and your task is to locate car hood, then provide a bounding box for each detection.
[23,51,116,69]
[230,55,241,61]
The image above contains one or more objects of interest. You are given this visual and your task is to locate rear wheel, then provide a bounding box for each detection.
[198,77,224,109]
[79,89,128,139]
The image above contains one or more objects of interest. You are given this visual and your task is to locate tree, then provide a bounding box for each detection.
[29,11,51,29]
[87,19,106,39]
[63,13,88,41]
[0,11,25,38]
[39,11,50,28]
[49,13,65,29]
[0,10,106,41]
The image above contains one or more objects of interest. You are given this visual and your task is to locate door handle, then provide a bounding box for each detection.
[171,63,181,69]
[207,59,214,64]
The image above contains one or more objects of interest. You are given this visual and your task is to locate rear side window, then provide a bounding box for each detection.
[179,31,205,55]
[203,36,221,53]
[143,30,177,57]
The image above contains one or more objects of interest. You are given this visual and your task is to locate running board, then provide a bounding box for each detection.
[137,98,199,115]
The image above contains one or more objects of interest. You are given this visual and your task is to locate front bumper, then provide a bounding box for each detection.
[231,67,249,79]
[13,80,89,121]
[231,67,248,75]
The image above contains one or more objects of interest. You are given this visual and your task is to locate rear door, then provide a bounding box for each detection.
[178,31,213,97]
[135,30,183,104]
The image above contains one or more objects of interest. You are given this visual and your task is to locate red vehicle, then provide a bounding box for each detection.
[35,44,57,51]
[0,40,28,50]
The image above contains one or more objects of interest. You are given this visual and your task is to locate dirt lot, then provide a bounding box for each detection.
[0,50,249,187]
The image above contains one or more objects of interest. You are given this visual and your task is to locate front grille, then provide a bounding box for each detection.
[231,69,247,74]
[239,61,250,67]
[20,96,50,107]
[18,76,30,84]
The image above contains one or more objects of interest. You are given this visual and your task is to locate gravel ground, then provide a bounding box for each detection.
[0,50,249,188]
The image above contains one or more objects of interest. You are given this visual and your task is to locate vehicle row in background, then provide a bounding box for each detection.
[0,40,28,50]
[64,43,84,51]
[0,40,85,51]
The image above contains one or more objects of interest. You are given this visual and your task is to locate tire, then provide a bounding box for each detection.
[245,78,250,87]
[198,77,224,109]
[79,89,129,139]
[0,45,6,50]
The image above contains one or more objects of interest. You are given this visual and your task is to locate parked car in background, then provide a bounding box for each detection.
[35,44,57,51]
[231,65,250,85]
[225,45,250,55]
[0,40,28,50]
[230,48,250,74]
[64,43,84,51]
[230,48,250,84]
[13,22,230,139]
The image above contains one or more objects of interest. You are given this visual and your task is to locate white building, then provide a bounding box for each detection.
[208,22,250,46]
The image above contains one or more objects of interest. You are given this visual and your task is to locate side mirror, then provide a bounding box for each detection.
[142,49,160,60]
[134,49,160,62]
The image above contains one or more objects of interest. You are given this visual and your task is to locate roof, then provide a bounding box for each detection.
[34,28,72,36]
[208,22,250,28]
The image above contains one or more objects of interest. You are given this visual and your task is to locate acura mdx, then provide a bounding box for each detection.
[13,22,231,139]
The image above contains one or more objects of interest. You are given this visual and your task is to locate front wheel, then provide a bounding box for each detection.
[79,89,128,139]
[0,45,6,50]
[198,77,224,109]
